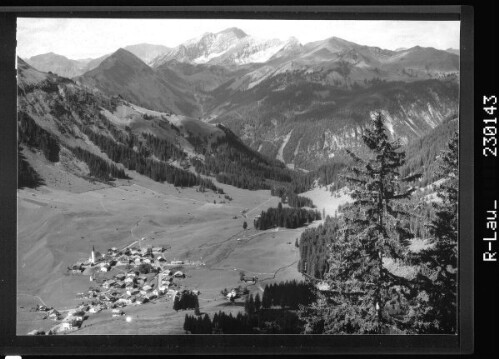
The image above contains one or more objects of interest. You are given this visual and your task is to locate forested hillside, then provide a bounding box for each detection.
[17,58,304,194]
[191,124,295,190]
[210,77,458,170]
[298,114,458,334]
[17,59,222,190]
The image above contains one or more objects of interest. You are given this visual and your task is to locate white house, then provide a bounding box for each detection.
[226,290,238,300]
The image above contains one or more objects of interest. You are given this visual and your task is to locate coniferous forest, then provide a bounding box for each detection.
[254,202,321,230]
[173,291,200,311]
[297,113,458,334]
[83,127,222,190]
[297,216,341,279]
[18,145,44,189]
[18,112,61,163]
[183,280,315,334]
[190,125,295,190]
[270,185,315,208]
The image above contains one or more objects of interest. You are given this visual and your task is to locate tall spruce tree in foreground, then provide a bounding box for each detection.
[412,131,458,333]
[306,112,420,334]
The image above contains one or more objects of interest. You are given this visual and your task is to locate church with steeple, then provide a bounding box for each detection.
[89,245,96,265]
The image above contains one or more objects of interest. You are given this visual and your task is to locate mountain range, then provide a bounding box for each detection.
[20,27,460,174]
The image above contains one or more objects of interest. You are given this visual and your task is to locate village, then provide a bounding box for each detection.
[28,241,203,335]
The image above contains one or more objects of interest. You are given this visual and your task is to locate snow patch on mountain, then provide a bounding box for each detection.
[193,48,235,64]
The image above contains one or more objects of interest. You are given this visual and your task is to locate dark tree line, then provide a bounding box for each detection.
[254,202,321,230]
[18,112,129,182]
[142,132,187,163]
[297,216,341,279]
[173,291,199,311]
[183,281,315,334]
[69,146,128,181]
[409,131,459,333]
[261,280,316,310]
[83,128,221,191]
[183,314,213,334]
[270,185,315,208]
[18,112,60,162]
[184,311,255,334]
[18,145,44,189]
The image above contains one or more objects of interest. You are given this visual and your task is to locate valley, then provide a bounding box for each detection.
[17,23,460,336]
[17,164,350,335]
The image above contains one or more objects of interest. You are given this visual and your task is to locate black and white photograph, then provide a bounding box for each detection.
[16,17,461,336]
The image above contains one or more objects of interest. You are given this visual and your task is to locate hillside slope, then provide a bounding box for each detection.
[77,49,201,117]
[208,76,459,169]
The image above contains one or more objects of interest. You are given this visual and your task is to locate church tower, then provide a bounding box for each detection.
[157,272,163,288]
[90,245,96,265]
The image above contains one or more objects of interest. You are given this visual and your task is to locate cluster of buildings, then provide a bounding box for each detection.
[29,243,191,335]
[69,245,173,275]
[78,267,185,311]
[32,304,89,334]
[75,244,188,309]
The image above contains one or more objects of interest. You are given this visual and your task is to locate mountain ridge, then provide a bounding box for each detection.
[75,48,202,117]
[26,28,458,81]
[21,28,460,172]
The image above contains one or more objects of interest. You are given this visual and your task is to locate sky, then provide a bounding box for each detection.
[17,18,460,60]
